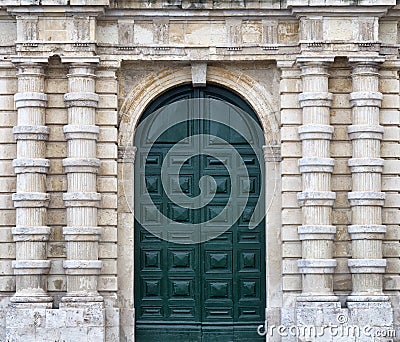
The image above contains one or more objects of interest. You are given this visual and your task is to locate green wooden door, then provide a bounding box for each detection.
[134,85,265,341]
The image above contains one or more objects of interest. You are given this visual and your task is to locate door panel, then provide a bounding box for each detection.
[135,85,265,341]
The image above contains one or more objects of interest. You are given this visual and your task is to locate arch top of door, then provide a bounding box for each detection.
[118,65,279,148]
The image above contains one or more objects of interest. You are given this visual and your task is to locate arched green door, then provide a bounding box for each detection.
[134,85,265,341]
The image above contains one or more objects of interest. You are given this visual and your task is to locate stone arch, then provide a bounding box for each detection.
[117,65,282,340]
[118,65,279,147]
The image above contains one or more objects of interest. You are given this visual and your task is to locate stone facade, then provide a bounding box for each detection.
[0,0,399,341]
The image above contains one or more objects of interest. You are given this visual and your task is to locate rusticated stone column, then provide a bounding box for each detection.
[11,59,52,307]
[347,57,388,302]
[61,59,103,303]
[296,57,337,302]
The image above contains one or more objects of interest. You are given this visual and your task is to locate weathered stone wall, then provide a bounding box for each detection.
[0,0,399,341]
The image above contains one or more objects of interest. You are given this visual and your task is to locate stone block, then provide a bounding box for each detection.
[330,109,351,125]
[97,143,117,159]
[282,275,301,291]
[281,126,300,141]
[281,142,302,157]
[101,259,117,274]
[46,309,67,328]
[99,242,117,258]
[280,94,300,109]
[98,276,118,291]
[100,194,118,209]
[97,110,118,126]
[282,176,301,192]
[59,326,88,342]
[281,225,299,241]
[98,94,118,109]
[47,94,65,108]
[281,109,302,125]
[381,94,399,109]
[98,209,118,226]
[100,226,117,242]
[282,242,301,258]
[45,109,68,125]
[380,109,400,125]
[99,160,117,176]
[282,209,302,225]
[97,177,118,193]
[382,142,400,158]
[280,78,301,93]
[99,127,118,142]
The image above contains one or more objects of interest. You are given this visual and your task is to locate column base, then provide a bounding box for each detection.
[10,290,52,308]
[347,294,389,302]
[296,295,339,302]
[61,294,103,303]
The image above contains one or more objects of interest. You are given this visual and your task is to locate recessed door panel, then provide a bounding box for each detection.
[135,85,265,341]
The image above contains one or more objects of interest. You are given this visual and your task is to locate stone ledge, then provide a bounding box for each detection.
[349,91,382,107]
[13,158,50,174]
[63,125,99,141]
[297,259,337,274]
[63,226,102,241]
[348,224,386,240]
[348,157,384,173]
[14,92,47,109]
[348,191,385,206]
[298,225,336,240]
[12,260,51,275]
[13,125,49,141]
[298,92,332,107]
[64,92,99,108]
[348,124,384,140]
[63,260,102,275]
[297,191,336,206]
[62,158,100,174]
[12,192,50,208]
[298,157,334,173]
[298,124,334,140]
[348,259,387,273]
[63,192,101,207]
[12,226,51,241]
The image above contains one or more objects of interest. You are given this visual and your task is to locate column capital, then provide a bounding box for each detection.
[11,56,49,65]
[118,146,138,164]
[296,56,335,67]
[61,56,100,65]
[348,56,385,66]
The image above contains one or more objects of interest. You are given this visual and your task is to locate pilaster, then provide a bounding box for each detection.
[347,56,388,303]
[10,58,52,307]
[296,56,338,302]
[61,58,103,304]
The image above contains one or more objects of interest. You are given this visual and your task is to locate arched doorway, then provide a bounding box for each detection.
[134,84,266,341]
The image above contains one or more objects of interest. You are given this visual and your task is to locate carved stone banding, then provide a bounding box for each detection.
[63,192,101,207]
[298,225,336,240]
[349,91,382,107]
[348,125,384,140]
[298,124,334,140]
[13,125,49,140]
[64,92,99,108]
[12,226,51,241]
[348,225,387,240]
[14,92,47,108]
[298,157,334,173]
[63,226,102,241]
[63,260,102,275]
[63,125,99,140]
[12,260,51,275]
[12,192,50,207]
[62,158,100,173]
[297,191,336,206]
[297,259,337,274]
[348,259,386,273]
[13,158,50,174]
[348,158,384,173]
[298,92,333,107]
[348,191,385,206]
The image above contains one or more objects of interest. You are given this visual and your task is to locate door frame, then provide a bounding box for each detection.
[117,65,282,341]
